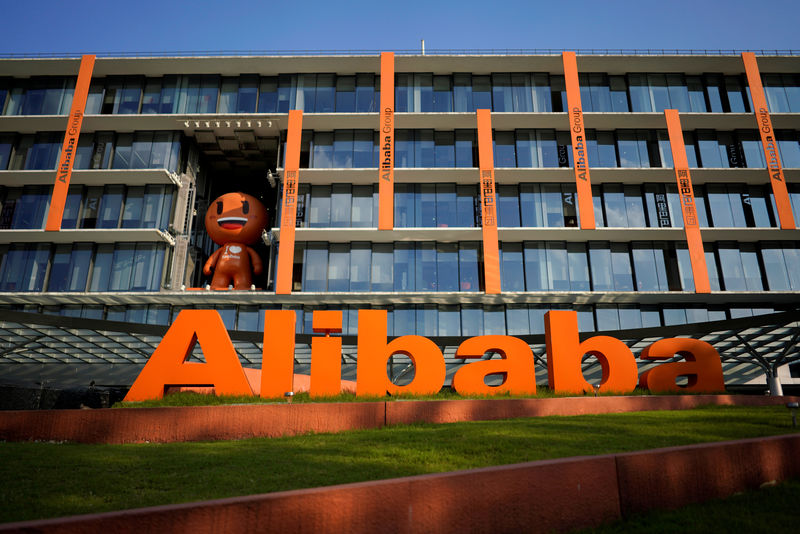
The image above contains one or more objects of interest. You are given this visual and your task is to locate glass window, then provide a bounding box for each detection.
[609,243,633,291]
[130,243,164,291]
[393,242,415,291]
[483,306,506,335]
[648,74,670,112]
[435,183,457,227]
[453,73,472,112]
[616,130,641,167]
[302,243,328,291]
[315,74,335,113]
[497,185,520,227]
[219,77,238,113]
[624,185,646,227]
[761,243,790,290]
[351,185,373,228]
[492,73,512,112]
[472,76,491,110]
[108,243,135,290]
[667,74,690,112]
[457,185,476,228]
[258,76,278,113]
[349,243,371,291]
[632,242,660,291]
[434,131,455,168]
[394,184,414,228]
[415,184,436,227]
[333,130,353,168]
[237,75,258,113]
[511,73,532,112]
[523,241,548,290]
[439,305,461,336]
[609,75,629,112]
[415,242,437,291]
[603,184,627,227]
[335,76,356,112]
[589,242,613,290]
[432,75,452,112]
[394,129,412,168]
[371,243,393,292]
[121,186,144,228]
[520,184,544,227]
[353,130,373,167]
[494,131,516,167]
[500,242,524,291]
[567,242,590,291]
[11,185,49,229]
[547,242,570,290]
[98,185,124,228]
[415,130,434,167]
[327,243,350,291]
[355,73,376,112]
[627,74,651,112]
[777,131,800,167]
[686,76,707,112]
[455,130,475,167]
[459,242,480,291]
[437,243,459,291]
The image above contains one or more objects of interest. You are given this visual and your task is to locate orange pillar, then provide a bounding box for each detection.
[664,109,711,294]
[45,55,95,231]
[275,110,303,294]
[742,52,796,229]
[378,52,395,230]
[562,51,595,229]
[476,109,501,294]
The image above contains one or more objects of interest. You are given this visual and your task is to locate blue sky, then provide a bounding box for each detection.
[1,0,799,55]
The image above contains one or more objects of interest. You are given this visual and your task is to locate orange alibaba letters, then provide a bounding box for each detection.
[638,338,725,393]
[125,309,726,401]
[123,310,253,401]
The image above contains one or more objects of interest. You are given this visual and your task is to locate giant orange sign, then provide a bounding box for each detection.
[124,309,725,401]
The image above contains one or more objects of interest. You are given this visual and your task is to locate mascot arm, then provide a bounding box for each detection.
[203,248,222,275]
[248,247,263,275]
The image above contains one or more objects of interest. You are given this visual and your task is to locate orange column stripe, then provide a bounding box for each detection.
[742,52,796,229]
[378,52,395,230]
[562,52,595,230]
[664,109,711,294]
[476,109,501,294]
[45,55,95,231]
[275,110,303,295]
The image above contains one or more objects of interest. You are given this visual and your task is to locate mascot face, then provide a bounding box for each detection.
[204,192,268,245]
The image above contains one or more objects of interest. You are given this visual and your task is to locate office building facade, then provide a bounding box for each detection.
[0,50,798,390]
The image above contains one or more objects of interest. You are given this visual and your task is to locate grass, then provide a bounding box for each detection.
[1,404,797,523]
[579,479,800,534]
[113,387,712,408]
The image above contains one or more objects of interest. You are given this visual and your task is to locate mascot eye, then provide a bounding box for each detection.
[242,200,250,214]
[216,201,223,215]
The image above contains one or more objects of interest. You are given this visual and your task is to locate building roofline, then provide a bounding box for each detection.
[2,48,800,60]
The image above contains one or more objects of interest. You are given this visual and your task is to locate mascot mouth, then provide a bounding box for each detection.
[217,217,248,230]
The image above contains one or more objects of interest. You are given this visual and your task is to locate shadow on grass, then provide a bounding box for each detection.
[0,405,796,524]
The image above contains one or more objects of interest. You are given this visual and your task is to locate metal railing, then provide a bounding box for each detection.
[1,48,799,59]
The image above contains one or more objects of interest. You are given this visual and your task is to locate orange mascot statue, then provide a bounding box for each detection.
[203,192,268,290]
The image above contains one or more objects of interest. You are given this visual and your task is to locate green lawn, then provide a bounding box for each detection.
[581,479,800,534]
[1,404,797,524]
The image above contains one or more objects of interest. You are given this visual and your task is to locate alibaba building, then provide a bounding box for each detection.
[0,50,799,399]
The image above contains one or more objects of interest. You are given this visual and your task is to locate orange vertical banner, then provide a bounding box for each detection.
[275,110,303,295]
[742,52,796,229]
[664,109,711,294]
[562,51,595,229]
[378,52,395,230]
[45,54,95,231]
[476,109,501,294]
